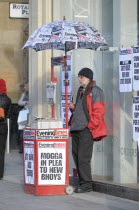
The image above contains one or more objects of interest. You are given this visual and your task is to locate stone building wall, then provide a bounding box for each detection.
[0,0,29,102]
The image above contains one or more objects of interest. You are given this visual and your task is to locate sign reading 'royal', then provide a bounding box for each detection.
[10,3,29,19]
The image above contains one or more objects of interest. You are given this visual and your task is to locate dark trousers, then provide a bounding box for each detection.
[72,127,94,187]
[0,124,7,178]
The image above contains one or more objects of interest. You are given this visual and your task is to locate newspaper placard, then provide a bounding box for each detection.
[51,55,71,66]
[24,141,34,184]
[119,48,132,92]
[38,142,66,185]
[51,56,64,66]
[133,97,139,141]
[23,129,35,140]
[61,64,72,93]
[133,46,139,91]
[46,83,56,105]
[61,94,72,128]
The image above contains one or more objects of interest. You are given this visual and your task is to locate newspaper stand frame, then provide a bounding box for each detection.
[23,128,71,195]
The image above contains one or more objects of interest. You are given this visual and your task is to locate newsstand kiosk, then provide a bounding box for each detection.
[23,127,73,195]
[23,55,73,195]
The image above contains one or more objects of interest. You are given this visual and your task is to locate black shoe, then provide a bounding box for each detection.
[19,151,23,153]
[0,178,3,180]
[74,186,92,193]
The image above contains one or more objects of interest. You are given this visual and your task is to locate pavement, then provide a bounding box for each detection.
[0,150,139,210]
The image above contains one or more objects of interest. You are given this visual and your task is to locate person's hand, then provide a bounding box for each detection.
[68,102,75,110]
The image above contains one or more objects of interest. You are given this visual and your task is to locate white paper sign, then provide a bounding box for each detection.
[133,46,139,91]
[46,83,56,105]
[10,3,29,18]
[119,48,132,92]
[18,109,29,125]
[24,141,34,184]
[133,97,139,141]
[38,142,66,185]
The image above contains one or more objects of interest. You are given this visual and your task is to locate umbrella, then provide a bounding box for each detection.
[23,20,107,52]
[23,20,108,128]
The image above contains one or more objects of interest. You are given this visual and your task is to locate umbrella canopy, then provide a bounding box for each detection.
[23,20,108,52]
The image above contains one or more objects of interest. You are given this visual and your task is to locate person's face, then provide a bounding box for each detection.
[23,84,29,92]
[77,75,90,87]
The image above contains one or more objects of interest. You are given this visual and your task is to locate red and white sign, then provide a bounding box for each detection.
[24,141,34,184]
[38,142,66,185]
[36,129,68,139]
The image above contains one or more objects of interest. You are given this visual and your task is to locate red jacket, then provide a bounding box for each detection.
[70,81,107,141]
[86,84,107,140]
[0,79,12,123]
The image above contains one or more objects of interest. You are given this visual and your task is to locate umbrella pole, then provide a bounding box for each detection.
[51,66,55,118]
[64,51,69,129]
[51,58,57,119]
